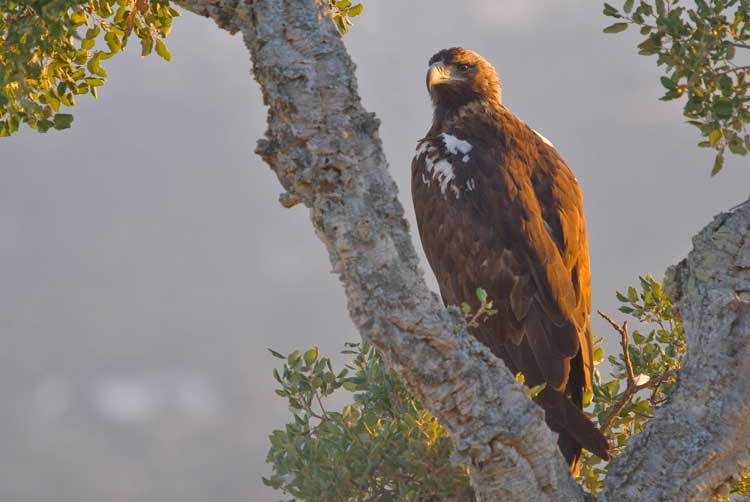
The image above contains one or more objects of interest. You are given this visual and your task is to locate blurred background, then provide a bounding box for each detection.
[3,1,750,500]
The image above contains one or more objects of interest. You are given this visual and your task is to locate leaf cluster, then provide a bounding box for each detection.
[0,0,177,136]
[578,275,686,494]
[459,287,498,329]
[264,342,472,501]
[329,0,363,35]
[604,0,750,174]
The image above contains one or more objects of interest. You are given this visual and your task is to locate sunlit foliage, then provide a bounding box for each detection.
[0,0,178,135]
[263,342,472,501]
[604,0,750,174]
[267,277,749,499]
[0,0,363,137]
[578,275,686,495]
[329,0,363,35]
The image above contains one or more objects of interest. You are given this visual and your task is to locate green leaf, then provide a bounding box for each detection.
[52,113,73,130]
[104,31,121,54]
[87,53,108,77]
[623,0,634,13]
[637,37,662,55]
[268,348,286,359]
[36,119,54,133]
[304,347,319,366]
[335,15,349,34]
[628,286,638,302]
[154,38,171,61]
[660,77,676,90]
[711,153,724,176]
[287,350,301,366]
[719,75,733,92]
[709,129,722,146]
[583,387,593,407]
[347,3,363,16]
[603,22,629,33]
[526,383,546,399]
[655,0,665,16]
[729,139,747,156]
[603,3,621,17]
[475,288,488,304]
[141,36,153,57]
[714,99,733,119]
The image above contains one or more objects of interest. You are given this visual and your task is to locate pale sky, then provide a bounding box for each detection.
[3,1,750,501]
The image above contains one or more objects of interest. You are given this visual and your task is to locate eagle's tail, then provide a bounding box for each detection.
[537,387,610,474]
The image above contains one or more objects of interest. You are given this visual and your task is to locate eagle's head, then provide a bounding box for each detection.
[426,47,501,109]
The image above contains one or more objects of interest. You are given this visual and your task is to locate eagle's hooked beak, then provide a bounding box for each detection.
[426,62,452,93]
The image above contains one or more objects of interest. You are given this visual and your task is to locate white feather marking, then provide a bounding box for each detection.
[440,133,473,158]
[466,178,476,191]
[532,129,554,147]
[415,135,476,198]
[414,141,433,159]
[431,158,455,195]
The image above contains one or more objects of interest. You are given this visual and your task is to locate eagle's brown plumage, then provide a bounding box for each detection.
[412,47,610,471]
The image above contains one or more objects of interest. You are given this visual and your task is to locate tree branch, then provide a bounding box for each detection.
[173,0,582,500]
[601,200,750,501]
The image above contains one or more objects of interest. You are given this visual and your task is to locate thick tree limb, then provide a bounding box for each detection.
[601,200,750,501]
[173,1,750,500]
[174,0,581,500]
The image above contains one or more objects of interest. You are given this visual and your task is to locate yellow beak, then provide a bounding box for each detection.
[426,63,451,93]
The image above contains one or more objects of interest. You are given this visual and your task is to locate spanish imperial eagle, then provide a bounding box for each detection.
[411,47,610,470]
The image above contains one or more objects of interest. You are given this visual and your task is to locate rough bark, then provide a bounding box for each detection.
[601,200,750,501]
[173,1,750,500]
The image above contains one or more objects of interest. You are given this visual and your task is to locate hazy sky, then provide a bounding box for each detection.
[3,1,750,501]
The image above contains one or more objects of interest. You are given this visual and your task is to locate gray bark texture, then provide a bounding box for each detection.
[174,0,750,500]
[600,200,750,502]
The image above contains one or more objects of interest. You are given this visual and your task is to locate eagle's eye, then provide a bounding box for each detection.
[456,63,470,71]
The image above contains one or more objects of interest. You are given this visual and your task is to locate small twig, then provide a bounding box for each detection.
[598,310,635,386]
[715,64,750,76]
[596,311,679,433]
[314,390,329,420]
[468,302,491,328]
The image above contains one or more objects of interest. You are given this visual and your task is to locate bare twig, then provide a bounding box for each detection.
[598,311,635,386]
[596,311,677,433]
[467,301,494,328]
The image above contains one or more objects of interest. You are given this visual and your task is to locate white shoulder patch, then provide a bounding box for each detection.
[414,135,477,200]
[440,133,473,162]
[532,129,554,148]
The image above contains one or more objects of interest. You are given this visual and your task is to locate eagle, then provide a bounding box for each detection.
[411,47,610,471]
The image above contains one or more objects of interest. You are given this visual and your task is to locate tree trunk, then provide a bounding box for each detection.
[174,1,750,500]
